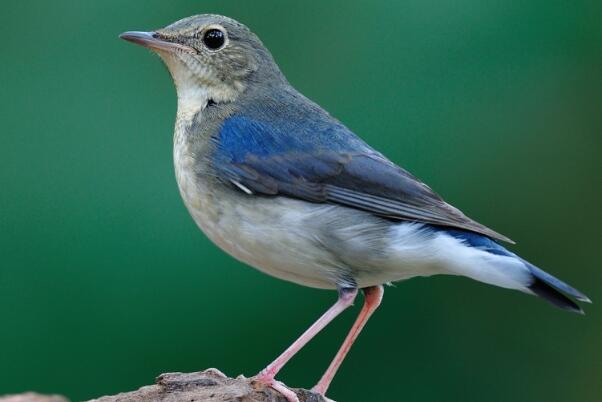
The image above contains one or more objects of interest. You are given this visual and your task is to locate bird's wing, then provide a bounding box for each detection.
[211,115,512,243]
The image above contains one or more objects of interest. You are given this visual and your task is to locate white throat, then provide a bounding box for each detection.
[159,53,241,121]
[176,85,208,121]
[159,56,207,120]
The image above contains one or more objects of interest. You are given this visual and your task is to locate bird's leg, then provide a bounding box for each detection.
[255,287,358,400]
[312,285,384,396]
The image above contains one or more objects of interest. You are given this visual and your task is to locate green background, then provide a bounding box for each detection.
[1,1,600,401]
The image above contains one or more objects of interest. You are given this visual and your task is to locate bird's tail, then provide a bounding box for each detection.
[437,228,591,314]
[522,260,591,314]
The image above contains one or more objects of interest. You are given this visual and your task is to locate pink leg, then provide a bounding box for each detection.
[270,380,302,402]
[312,285,384,396]
[255,288,358,401]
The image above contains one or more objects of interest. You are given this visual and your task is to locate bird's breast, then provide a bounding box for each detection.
[173,115,223,240]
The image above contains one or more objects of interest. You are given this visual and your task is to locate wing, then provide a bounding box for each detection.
[211,114,512,243]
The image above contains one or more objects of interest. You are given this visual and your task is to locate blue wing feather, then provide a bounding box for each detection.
[211,113,512,242]
[217,116,321,161]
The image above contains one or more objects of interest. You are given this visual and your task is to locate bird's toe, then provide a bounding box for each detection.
[268,380,300,402]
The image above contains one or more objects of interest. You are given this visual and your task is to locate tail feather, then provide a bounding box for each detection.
[528,276,584,314]
[435,227,591,314]
[524,261,591,303]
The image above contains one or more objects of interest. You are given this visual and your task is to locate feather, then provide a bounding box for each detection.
[435,227,589,313]
[211,114,512,243]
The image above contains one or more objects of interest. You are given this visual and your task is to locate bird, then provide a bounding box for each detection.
[120,14,590,402]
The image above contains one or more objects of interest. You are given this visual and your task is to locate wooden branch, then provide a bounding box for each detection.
[0,369,327,402]
[0,394,68,402]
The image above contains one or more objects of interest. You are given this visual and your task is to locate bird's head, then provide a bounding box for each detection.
[120,14,283,108]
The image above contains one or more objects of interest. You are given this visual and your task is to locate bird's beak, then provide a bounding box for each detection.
[119,31,195,53]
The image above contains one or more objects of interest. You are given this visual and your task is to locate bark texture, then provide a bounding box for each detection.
[0,369,326,402]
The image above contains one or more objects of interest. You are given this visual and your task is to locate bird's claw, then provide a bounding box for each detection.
[270,380,300,402]
[254,375,300,402]
[311,386,337,402]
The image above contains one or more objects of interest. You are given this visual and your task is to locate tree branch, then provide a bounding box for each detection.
[0,369,327,402]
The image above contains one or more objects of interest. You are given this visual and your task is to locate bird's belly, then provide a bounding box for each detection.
[174,155,340,288]
[188,194,343,289]
[178,187,441,292]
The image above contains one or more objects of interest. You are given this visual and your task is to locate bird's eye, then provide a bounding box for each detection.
[203,29,225,50]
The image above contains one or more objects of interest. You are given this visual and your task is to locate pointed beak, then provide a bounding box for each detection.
[119,31,195,53]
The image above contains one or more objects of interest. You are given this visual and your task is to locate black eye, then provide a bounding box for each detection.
[203,29,225,50]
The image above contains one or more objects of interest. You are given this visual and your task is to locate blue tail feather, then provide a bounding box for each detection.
[432,226,591,313]
[522,261,591,303]
[527,274,583,314]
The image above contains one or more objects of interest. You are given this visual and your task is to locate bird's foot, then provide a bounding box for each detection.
[270,380,300,402]
[311,385,337,402]
[254,372,300,402]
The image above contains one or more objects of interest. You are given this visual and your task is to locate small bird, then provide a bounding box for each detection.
[121,14,590,402]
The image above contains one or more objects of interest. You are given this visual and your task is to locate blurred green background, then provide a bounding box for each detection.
[1,1,600,401]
